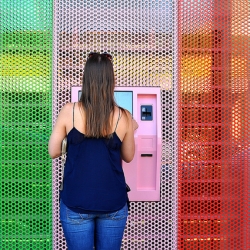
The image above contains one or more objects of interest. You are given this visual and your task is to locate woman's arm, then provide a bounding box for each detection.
[120,111,138,163]
[48,103,71,158]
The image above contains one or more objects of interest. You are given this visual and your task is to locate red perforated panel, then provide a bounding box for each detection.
[178,0,249,249]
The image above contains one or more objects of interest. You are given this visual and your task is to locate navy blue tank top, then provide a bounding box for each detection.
[60,104,127,214]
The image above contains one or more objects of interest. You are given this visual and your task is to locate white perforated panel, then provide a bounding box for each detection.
[52,1,178,249]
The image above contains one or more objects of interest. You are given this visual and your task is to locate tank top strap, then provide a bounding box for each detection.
[114,108,121,133]
[72,102,76,128]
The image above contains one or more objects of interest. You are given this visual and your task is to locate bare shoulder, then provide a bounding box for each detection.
[119,107,131,120]
[56,103,75,124]
[114,107,132,140]
[61,102,74,113]
[115,107,130,126]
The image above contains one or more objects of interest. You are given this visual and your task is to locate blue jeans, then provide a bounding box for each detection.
[60,199,128,250]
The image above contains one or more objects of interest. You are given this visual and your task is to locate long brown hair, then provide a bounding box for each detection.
[80,53,116,138]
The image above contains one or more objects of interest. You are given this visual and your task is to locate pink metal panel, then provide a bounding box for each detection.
[116,87,161,201]
[53,0,178,248]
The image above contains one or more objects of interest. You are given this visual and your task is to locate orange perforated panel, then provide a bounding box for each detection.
[178,0,249,249]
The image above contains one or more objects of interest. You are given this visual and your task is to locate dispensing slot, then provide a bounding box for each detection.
[141,154,153,157]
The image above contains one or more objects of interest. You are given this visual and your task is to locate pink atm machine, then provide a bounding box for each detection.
[71,86,161,201]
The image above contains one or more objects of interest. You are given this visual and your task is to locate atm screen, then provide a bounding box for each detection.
[78,90,133,115]
[114,91,133,115]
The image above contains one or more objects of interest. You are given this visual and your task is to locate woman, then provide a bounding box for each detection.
[48,52,138,250]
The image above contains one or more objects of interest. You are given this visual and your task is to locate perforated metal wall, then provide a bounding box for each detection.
[1,0,249,249]
[0,0,53,249]
[52,0,178,249]
[178,0,249,249]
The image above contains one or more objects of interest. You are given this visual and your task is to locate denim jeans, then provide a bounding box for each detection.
[60,199,128,250]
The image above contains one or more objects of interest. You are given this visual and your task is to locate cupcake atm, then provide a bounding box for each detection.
[71,86,162,201]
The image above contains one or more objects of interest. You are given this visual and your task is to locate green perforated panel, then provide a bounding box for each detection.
[0,1,53,249]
